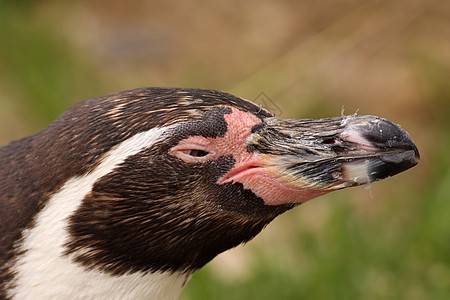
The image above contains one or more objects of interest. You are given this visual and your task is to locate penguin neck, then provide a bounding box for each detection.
[7,127,189,299]
[10,264,189,300]
[8,168,191,300]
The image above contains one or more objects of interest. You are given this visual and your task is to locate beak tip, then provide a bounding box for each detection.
[412,144,420,162]
[347,115,420,159]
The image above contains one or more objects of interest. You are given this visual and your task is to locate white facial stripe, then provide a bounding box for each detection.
[9,125,188,300]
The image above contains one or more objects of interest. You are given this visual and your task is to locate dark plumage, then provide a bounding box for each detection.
[0,87,419,299]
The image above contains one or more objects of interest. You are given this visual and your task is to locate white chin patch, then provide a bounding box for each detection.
[342,160,371,185]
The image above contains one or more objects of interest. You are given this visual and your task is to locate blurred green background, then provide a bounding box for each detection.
[0,0,449,299]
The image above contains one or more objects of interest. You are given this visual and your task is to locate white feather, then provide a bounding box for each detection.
[9,126,189,300]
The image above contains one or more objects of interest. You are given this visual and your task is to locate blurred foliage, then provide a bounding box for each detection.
[0,0,104,128]
[0,0,449,299]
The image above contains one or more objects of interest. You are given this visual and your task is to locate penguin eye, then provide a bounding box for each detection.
[169,136,217,163]
[187,149,209,157]
[170,147,214,163]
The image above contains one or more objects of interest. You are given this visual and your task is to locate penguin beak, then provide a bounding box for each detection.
[247,115,420,191]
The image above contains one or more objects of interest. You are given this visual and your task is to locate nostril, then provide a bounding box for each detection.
[322,137,337,145]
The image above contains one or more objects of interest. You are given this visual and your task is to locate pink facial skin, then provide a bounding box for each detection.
[170,108,331,206]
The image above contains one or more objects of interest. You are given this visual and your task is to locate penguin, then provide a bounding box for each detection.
[0,87,419,299]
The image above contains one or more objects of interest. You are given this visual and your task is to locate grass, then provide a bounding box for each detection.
[182,176,450,299]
